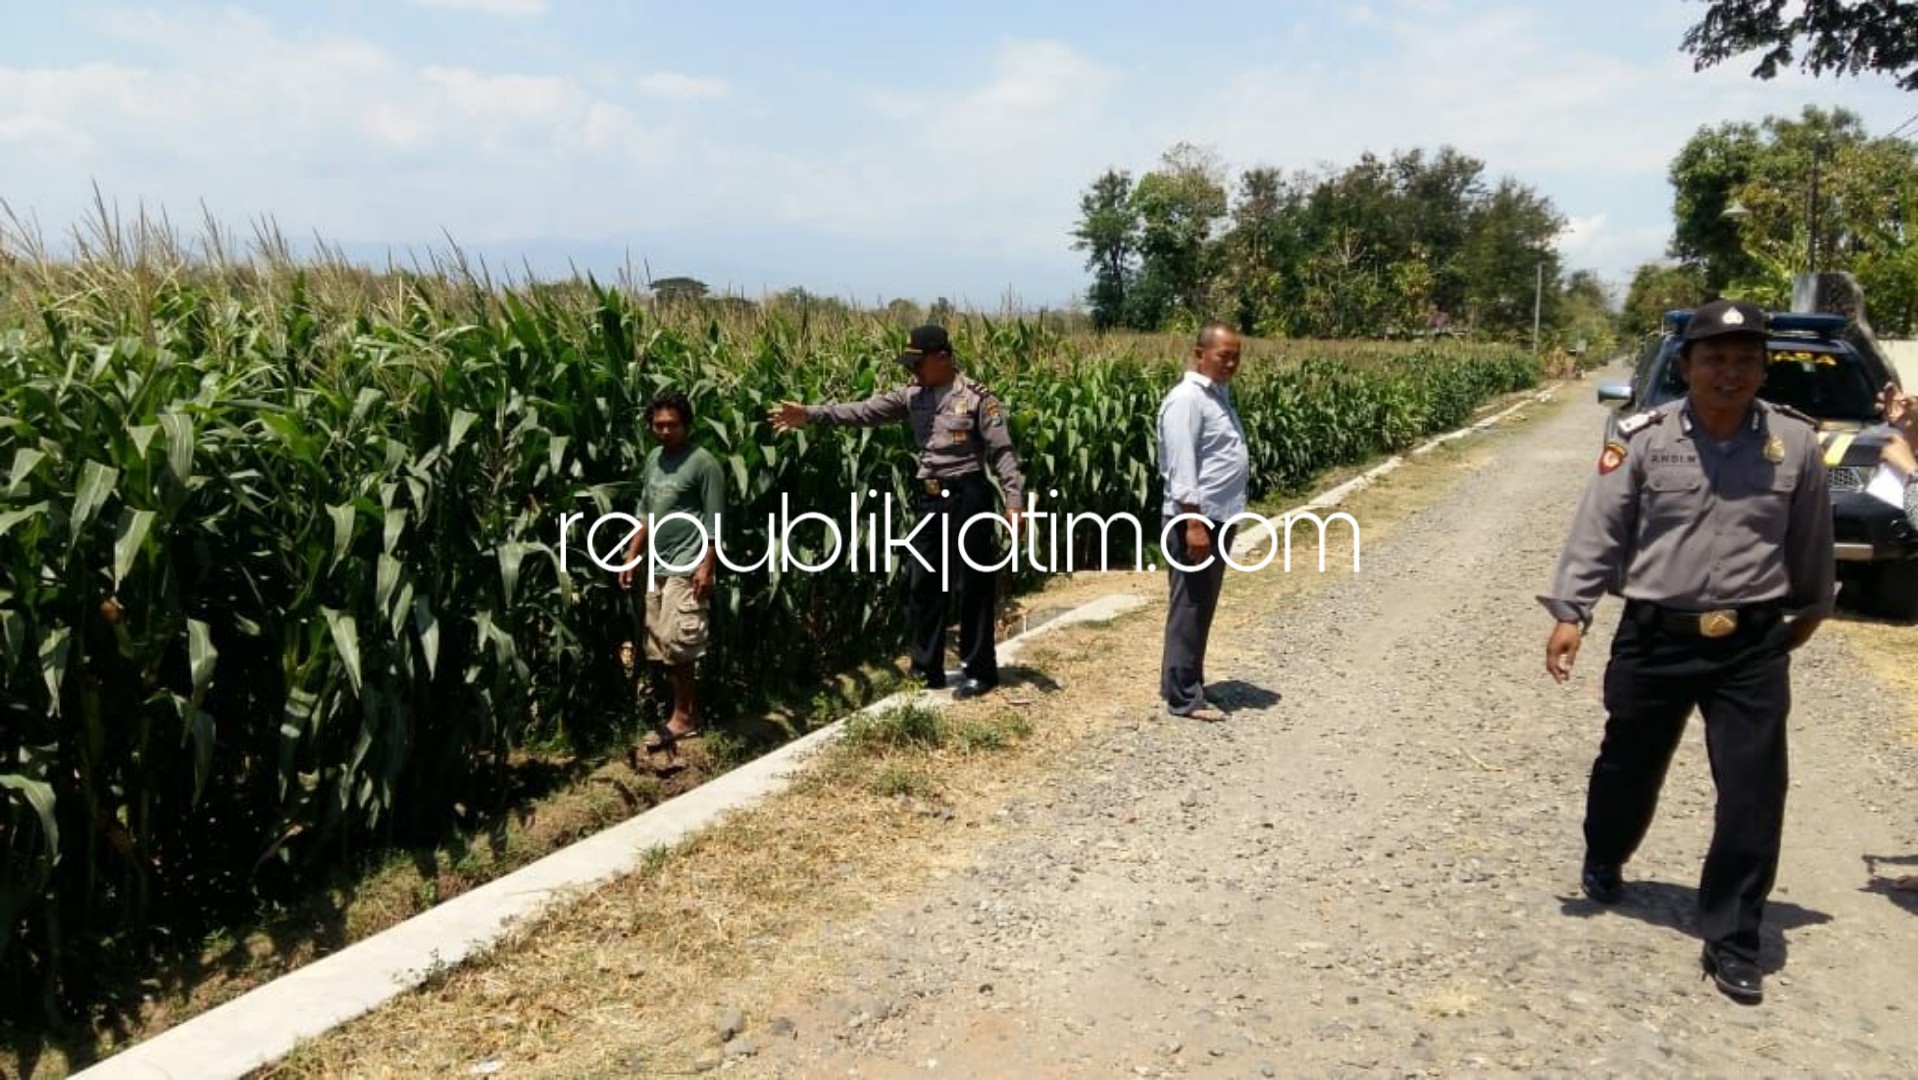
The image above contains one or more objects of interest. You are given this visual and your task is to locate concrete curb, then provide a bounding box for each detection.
[74,593,1148,1080]
[76,379,1559,1079]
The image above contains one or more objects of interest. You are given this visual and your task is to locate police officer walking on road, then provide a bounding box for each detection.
[768,325,1026,699]
[1540,298,1835,1005]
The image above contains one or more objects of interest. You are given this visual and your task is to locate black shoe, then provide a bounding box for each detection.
[1581,860,1624,905]
[1701,944,1764,1005]
[951,677,998,700]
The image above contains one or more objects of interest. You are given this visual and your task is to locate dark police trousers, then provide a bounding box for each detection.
[1585,601,1791,962]
[908,472,1000,688]
[1160,516,1233,713]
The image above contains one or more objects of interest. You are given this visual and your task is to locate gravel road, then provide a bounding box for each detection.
[745,384,1918,1078]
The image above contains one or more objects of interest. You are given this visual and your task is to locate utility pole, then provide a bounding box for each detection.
[1532,260,1543,358]
[1808,142,1821,275]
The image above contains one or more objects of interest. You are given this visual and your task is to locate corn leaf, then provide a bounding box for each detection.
[112,508,155,586]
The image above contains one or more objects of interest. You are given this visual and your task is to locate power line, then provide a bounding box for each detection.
[1887,108,1918,141]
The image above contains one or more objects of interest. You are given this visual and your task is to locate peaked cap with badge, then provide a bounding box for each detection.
[1682,297,1767,348]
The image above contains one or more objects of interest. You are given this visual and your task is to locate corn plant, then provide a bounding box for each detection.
[0,225,1538,1024]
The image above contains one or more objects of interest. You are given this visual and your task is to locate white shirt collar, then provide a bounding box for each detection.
[1183,370,1215,389]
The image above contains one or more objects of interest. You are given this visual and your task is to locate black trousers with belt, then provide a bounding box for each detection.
[1160,515,1232,714]
[908,472,1000,688]
[1584,601,1792,962]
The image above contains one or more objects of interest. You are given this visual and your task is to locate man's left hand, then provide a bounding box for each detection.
[1545,620,1582,683]
[692,563,715,601]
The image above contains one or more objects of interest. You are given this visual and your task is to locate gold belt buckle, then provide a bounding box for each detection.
[1698,609,1738,638]
[921,478,943,496]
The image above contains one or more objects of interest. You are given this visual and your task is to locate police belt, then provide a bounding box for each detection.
[914,470,988,500]
[1623,599,1785,639]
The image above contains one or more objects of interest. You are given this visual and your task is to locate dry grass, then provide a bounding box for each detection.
[258,385,1565,1079]
[264,687,1081,1078]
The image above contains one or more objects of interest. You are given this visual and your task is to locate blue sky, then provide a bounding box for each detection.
[2,1,1913,308]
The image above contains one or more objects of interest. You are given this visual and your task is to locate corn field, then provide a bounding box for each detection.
[0,224,1539,1024]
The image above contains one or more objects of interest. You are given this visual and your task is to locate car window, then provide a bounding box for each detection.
[1760,346,1879,421]
[1653,343,1685,400]
[1633,337,1659,377]
[1647,340,1877,421]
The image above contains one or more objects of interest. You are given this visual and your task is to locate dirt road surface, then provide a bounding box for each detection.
[742,384,1918,1077]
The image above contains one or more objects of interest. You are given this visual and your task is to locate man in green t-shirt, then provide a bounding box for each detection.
[617,390,725,743]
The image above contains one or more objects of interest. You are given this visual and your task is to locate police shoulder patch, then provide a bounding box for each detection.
[1597,440,1628,475]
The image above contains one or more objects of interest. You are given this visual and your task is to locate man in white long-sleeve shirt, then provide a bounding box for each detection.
[1156,322,1250,721]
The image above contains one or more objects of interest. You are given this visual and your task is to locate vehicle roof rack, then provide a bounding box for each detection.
[1662,309,1849,335]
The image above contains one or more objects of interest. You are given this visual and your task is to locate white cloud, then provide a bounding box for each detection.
[1152,4,1912,281]
[1189,9,1669,176]
[6,2,1912,302]
[767,39,1120,258]
[635,72,730,102]
[0,9,719,244]
[422,67,572,122]
[1559,214,1609,259]
[1558,214,1672,278]
[411,0,550,15]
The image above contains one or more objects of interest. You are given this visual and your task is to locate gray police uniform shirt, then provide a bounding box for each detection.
[804,372,1026,509]
[1157,370,1249,521]
[1540,398,1835,625]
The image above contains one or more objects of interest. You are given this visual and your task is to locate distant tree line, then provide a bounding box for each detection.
[1070,142,1585,344]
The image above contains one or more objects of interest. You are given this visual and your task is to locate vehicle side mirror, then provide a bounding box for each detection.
[1596,383,1632,406]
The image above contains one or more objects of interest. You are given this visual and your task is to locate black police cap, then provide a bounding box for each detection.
[897,324,953,368]
[1684,299,1768,344]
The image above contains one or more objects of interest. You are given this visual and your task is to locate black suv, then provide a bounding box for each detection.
[1595,309,1918,619]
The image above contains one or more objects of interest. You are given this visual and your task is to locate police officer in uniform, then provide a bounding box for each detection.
[769,325,1026,699]
[1540,298,1835,1005]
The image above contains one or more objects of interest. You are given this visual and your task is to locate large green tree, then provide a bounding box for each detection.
[1669,106,1918,331]
[1680,0,1918,91]
[1559,269,1622,359]
[1069,169,1138,331]
[1459,178,1565,339]
[1621,261,1707,338]
[1293,153,1421,336]
[1396,146,1489,319]
[1217,166,1296,336]
[1667,120,1765,293]
[1211,147,1490,338]
[1128,143,1229,331]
